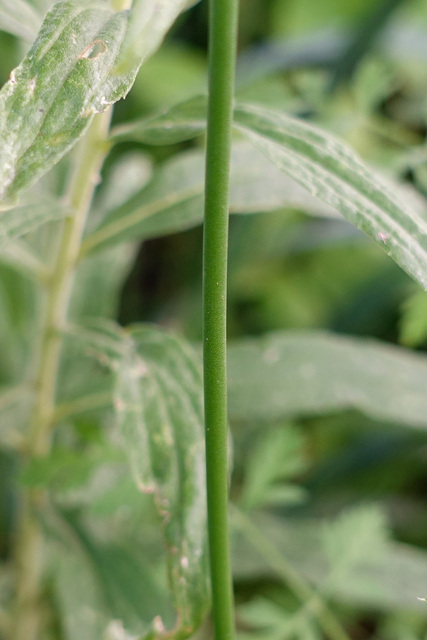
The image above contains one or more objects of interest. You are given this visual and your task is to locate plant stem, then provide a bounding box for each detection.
[11,109,112,640]
[232,507,352,640]
[203,0,238,638]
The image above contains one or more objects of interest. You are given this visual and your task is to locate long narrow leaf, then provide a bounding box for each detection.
[228,330,427,428]
[67,320,210,638]
[0,197,69,245]
[110,94,208,145]
[114,325,210,638]
[234,102,427,290]
[0,0,42,41]
[81,141,337,255]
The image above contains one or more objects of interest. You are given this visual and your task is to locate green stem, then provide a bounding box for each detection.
[29,112,112,459]
[203,0,238,639]
[11,109,112,640]
[231,507,352,640]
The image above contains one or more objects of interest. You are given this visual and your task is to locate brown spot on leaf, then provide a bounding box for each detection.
[78,39,107,60]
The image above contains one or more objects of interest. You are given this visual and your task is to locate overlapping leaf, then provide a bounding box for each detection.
[233,509,426,612]
[0,0,42,41]
[66,320,210,639]
[0,197,69,245]
[227,330,427,428]
[234,102,427,290]
[0,0,189,206]
[69,244,137,321]
[114,325,210,638]
[81,141,337,255]
[110,94,208,145]
[53,512,169,640]
[101,94,427,294]
[54,545,168,640]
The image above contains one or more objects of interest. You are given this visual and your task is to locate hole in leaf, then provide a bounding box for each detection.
[79,40,107,60]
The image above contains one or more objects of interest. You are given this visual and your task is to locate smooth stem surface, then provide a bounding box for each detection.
[11,109,112,640]
[203,0,238,639]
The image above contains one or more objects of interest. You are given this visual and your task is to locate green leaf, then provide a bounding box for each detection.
[238,597,291,632]
[234,102,427,290]
[67,320,210,638]
[20,446,122,491]
[0,235,49,283]
[0,197,69,246]
[0,0,42,41]
[0,0,188,205]
[0,262,38,386]
[55,548,107,640]
[81,141,337,255]
[113,325,210,638]
[238,597,322,640]
[0,384,32,450]
[53,533,167,640]
[321,505,388,592]
[110,94,208,145]
[114,0,190,77]
[233,509,425,612]
[69,243,137,321]
[227,330,427,429]
[93,151,153,217]
[57,320,121,408]
[240,424,308,511]
[63,319,129,367]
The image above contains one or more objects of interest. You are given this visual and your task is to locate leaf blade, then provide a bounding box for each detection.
[114,325,210,637]
[234,102,427,290]
[0,0,42,41]
[81,141,337,255]
[70,321,210,638]
[0,0,189,205]
[0,197,69,246]
[227,330,427,429]
[110,94,208,145]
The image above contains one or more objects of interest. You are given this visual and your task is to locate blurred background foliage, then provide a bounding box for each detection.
[4,0,427,638]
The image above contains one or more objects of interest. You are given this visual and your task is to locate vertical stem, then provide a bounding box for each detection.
[11,108,112,640]
[30,111,112,459]
[203,0,238,639]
